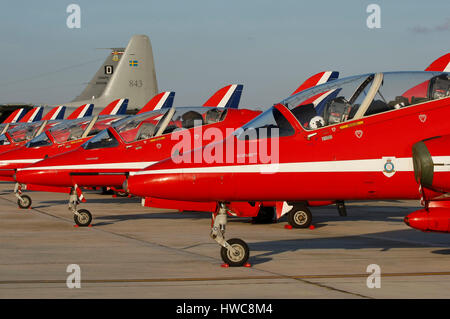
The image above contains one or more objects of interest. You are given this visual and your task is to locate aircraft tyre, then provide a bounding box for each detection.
[74,209,92,227]
[287,205,312,228]
[220,238,249,267]
[252,206,275,224]
[17,195,32,209]
[115,191,129,197]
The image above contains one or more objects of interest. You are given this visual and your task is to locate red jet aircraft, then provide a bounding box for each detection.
[125,68,450,266]
[13,72,340,227]
[0,95,169,183]
[0,104,90,154]
[12,84,248,224]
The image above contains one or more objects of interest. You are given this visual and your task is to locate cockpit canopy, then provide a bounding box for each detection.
[26,114,125,148]
[281,71,449,131]
[82,107,228,150]
[7,121,44,143]
[236,71,450,140]
[0,133,10,145]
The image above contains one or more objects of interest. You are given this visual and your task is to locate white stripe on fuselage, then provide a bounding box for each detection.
[0,159,41,164]
[129,156,450,176]
[18,161,157,171]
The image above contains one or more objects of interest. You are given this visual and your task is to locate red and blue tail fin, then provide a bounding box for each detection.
[42,105,66,121]
[291,71,339,95]
[138,91,176,114]
[3,108,27,124]
[19,106,43,123]
[67,104,94,120]
[203,84,243,108]
[425,53,450,72]
[99,98,129,115]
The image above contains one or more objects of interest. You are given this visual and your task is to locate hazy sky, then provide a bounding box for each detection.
[0,0,448,109]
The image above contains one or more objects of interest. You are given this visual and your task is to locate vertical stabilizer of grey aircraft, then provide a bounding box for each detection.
[72,47,125,102]
[65,34,158,111]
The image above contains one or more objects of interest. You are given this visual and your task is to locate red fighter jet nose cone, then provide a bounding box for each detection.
[404,208,450,233]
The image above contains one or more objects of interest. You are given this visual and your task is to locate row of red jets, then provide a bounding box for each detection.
[2,54,450,266]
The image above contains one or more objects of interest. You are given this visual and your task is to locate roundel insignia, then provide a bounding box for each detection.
[382,157,396,177]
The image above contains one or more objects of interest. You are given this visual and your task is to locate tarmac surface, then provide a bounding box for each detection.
[0,182,449,299]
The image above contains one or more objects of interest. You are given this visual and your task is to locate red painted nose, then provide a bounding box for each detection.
[405,208,450,233]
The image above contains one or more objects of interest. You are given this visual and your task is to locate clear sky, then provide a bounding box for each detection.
[0,0,448,109]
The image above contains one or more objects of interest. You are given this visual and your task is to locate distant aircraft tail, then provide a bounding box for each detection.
[72,48,125,102]
[19,106,44,123]
[2,108,27,124]
[42,105,66,120]
[99,98,129,115]
[290,71,339,95]
[100,35,158,109]
[138,91,175,114]
[426,53,450,72]
[67,104,94,120]
[203,84,244,108]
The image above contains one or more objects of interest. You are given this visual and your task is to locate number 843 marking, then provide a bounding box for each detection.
[129,80,143,87]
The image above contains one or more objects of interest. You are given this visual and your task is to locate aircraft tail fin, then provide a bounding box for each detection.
[67,104,94,120]
[3,108,27,124]
[42,105,66,121]
[99,98,128,115]
[19,106,44,123]
[425,53,450,72]
[203,84,244,108]
[138,91,176,114]
[100,35,158,109]
[291,71,339,95]
[72,48,125,102]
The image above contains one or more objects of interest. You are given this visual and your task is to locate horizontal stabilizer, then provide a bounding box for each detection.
[3,108,26,124]
[42,105,66,121]
[67,104,94,120]
[291,71,339,95]
[138,91,176,114]
[425,53,450,72]
[203,84,244,108]
[19,106,43,123]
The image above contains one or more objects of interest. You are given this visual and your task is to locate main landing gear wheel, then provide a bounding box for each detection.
[220,238,249,267]
[73,209,92,227]
[252,206,275,224]
[115,191,129,197]
[17,195,32,209]
[287,205,312,228]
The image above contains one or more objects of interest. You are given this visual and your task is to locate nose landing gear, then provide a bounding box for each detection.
[211,203,250,267]
[14,183,32,209]
[69,185,92,227]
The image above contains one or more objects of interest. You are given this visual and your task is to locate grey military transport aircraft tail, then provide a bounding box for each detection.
[64,34,158,111]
